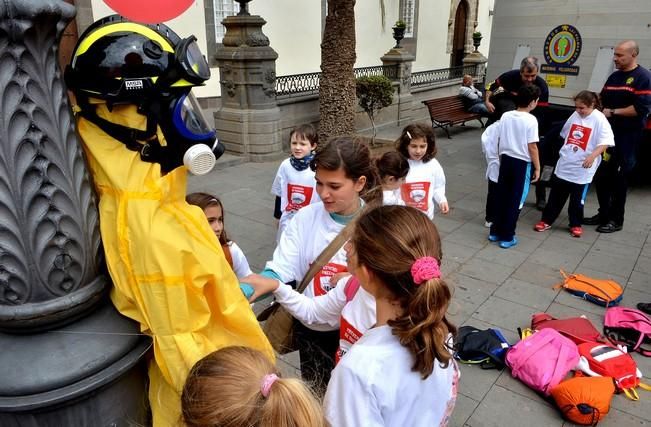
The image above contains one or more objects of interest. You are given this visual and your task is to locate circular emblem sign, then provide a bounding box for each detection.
[103,0,194,24]
[544,25,582,66]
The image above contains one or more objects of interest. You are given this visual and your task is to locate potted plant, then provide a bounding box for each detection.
[356,75,395,145]
[392,20,407,48]
[472,31,482,51]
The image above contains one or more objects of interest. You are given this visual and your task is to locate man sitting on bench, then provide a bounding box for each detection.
[459,75,489,115]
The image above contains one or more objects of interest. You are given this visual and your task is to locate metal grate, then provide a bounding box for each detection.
[275,65,399,98]
[411,64,477,88]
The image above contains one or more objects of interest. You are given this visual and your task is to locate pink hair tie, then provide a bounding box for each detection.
[260,373,278,398]
[411,256,441,285]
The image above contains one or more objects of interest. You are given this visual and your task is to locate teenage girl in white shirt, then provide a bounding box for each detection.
[244,136,380,395]
[396,123,449,219]
[324,205,458,427]
[186,192,253,280]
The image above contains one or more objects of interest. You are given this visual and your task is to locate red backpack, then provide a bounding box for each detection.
[531,313,604,345]
[576,342,651,400]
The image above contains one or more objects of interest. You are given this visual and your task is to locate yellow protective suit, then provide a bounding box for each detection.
[76,103,273,426]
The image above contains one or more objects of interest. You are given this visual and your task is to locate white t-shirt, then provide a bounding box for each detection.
[271,158,319,241]
[554,110,615,184]
[498,110,539,162]
[382,189,405,206]
[273,276,376,361]
[400,158,447,219]
[481,121,500,183]
[227,241,253,279]
[324,326,459,427]
[265,202,349,331]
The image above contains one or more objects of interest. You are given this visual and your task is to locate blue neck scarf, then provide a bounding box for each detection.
[289,153,314,171]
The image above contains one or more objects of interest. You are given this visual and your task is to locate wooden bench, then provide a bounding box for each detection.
[422,96,485,139]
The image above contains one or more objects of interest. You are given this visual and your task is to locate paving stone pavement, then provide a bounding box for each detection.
[188,122,651,427]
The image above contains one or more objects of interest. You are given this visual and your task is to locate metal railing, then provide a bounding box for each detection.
[275,64,400,98]
[411,64,477,88]
[275,63,479,97]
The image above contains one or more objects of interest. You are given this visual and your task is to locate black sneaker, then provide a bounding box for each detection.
[582,214,602,225]
[637,303,651,315]
[596,221,623,233]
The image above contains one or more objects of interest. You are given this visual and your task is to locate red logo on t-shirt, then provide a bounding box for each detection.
[336,315,363,363]
[285,184,313,212]
[566,124,592,151]
[401,181,431,212]
[313,262,347,296]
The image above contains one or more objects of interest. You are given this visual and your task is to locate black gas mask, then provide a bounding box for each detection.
[65,15,224,175]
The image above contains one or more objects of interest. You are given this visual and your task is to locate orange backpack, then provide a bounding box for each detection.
[550,376,615,426]
[553,270,623,307]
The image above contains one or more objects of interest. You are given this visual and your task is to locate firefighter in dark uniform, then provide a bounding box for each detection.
[584,40,651,233]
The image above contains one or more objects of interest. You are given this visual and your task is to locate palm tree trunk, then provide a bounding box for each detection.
[319,0,356,143]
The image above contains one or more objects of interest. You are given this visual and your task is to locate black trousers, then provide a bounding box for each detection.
[293,319,339,397]
[485,179,499,223]
[542,175,589,227]
[490,155,531,241]
[593,130,641,226]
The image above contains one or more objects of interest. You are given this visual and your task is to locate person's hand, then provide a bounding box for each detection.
[329,272,351,286]
[439,201,450,214]
[240,274,280,302]
[485,100,495,113]
[531,168,540,183]
[583,154,597,168]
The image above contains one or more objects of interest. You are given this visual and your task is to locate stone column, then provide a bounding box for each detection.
[463,50,488,87]
[213,6,284,162]
[0,2,150,425]
[381,47,416,126]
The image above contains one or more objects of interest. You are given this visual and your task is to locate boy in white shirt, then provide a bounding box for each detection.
[489,85,541,248]
[271,124,319,242]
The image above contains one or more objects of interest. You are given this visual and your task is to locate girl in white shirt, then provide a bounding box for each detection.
[376,151,409,206]
[186,192,253,280]
[396,123,449,219]
[271,124,320,242]
[324,205,458,427]
[245,136,380,395]
[534,91,614,237]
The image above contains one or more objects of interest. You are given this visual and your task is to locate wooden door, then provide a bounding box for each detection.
[451,0,468,67]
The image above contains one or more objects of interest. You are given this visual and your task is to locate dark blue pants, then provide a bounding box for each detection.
[542,175,589,227]
[485,179,499,223]
[490,155,531,241]
[593,129,641,226]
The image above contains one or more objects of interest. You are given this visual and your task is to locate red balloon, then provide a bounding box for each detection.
[103,0,195,24]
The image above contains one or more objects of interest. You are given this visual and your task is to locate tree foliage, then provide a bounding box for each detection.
[356,75,394,143]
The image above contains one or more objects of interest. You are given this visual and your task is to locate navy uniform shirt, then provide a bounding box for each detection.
[601,65,651,132]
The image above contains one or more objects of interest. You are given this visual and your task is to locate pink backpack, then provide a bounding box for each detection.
[603,307,651,357]
[506,328,579,395]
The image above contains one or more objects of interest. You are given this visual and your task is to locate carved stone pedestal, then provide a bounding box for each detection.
[214,13,284,162]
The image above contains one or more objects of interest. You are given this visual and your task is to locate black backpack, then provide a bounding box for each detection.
[453,326,511,369]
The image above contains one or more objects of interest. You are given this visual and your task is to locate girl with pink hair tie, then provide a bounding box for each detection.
[324,205,458,427]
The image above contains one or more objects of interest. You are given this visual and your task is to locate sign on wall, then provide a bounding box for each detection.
[541,24,582,76]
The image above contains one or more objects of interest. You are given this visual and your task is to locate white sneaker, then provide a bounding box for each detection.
[484,221,493,228]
